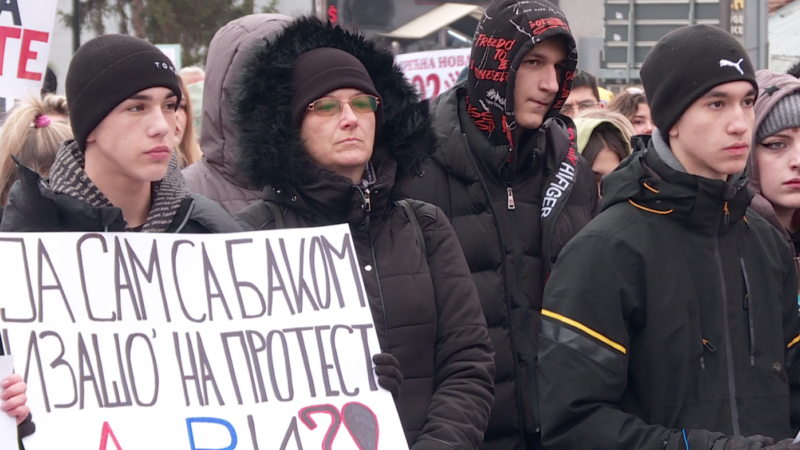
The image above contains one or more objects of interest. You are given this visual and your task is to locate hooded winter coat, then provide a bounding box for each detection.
[406,2,598,448]
[538,137,800,450]
[749,70,800,257]
[182,13,292,214]
[232,17,495,450]
[1,141,244,233]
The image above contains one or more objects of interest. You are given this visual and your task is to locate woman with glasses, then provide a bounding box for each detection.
[233,16,495,450]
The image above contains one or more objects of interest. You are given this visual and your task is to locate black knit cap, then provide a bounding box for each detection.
[291,47,383,129]
[66,34,183,150]
[641,25,757,135]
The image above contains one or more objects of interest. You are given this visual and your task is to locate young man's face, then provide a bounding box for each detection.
[85,87,178,184]
[669,80,756,181]
[561,86,601,118]
[513,38,567,130]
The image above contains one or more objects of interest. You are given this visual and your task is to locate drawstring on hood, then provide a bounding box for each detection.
[466,0,577,148]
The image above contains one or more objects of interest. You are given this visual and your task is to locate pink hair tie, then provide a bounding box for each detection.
[34,115,51,128]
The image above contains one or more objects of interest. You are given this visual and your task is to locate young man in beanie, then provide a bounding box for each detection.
[407,1,598,448]
[538,24,800,450]
[1,34,243,233]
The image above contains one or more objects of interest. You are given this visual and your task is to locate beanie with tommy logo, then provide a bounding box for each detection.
[66,34,182,150]
[640,24,757,136]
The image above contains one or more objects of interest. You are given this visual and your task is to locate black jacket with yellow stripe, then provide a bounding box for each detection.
[538,144,800,450]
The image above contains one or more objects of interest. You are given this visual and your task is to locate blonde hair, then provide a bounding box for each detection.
[0,96,72,205]
[41,94,69,118]
[176,75,203,168]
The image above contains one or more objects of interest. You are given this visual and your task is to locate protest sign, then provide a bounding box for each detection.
[0,225,407,450]
[0,0,58,102]
[395,48,471,99]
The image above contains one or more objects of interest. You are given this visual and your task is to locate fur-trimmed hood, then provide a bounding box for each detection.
[232,16,437,191]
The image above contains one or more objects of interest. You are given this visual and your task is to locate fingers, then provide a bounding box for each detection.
[1,374,22,389]
[372,353,398,367]
[374,364,402,379]
[1,391,27,414]
[1,380,27,400]
[9,405,29,425]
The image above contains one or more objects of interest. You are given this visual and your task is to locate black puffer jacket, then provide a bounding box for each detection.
[1,143,245,234]
[538,143,800,449]
[406,2,598,448]
[232,17,495,450]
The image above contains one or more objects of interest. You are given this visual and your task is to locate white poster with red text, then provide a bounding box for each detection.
[395,48,471,100]
[0,0,58,104]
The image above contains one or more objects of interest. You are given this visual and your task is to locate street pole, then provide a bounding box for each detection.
[72,0,80,52]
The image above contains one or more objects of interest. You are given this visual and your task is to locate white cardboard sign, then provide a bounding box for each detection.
[0,225,407,450]
[395,48,471,99]
[0,0,58,102]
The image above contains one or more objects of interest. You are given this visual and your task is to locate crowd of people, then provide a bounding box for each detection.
[3,0,800,449]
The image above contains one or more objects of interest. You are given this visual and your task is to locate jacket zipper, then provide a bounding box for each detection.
[463,140,527,441]
[740,258,755,366]
[714,232,741,436]
[357,187,389,350]
[507,187,516,210]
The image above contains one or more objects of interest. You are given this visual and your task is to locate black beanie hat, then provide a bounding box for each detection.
[291,47,382,129]
[641,24,757,135]
[66,34,183,151]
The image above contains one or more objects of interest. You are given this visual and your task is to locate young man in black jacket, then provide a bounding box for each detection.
[1,34,243,234]
[538,24,800,450]
[407,1,597,448]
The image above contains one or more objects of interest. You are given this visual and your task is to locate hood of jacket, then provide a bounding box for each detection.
[200,13,292,188]
[747,69,800,237]
[602,143,752,234]
[574,117,632,155]
[466,0,577,147]
[232,16,436,193]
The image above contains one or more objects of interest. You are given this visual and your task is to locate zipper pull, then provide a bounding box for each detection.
[507,187,516,210]
[723,201,730,226]
[702,338,716,353]
[743,293,749,310]
[364,188,372,212]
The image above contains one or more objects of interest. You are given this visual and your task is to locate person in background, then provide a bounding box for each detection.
[750,70,800,258]
[41,94,69,125]
[175,75,203,168]
[786,61,800,79]
[183,14,293,214]
[574,109,634,195]
[598,86,614,107]
[539,24,800,450]
[609,87,654,135]
[407,1,598,448]
[1,34,244,234]
[0,96,72,207]
[562,69,603,118]
[178,66,205,85]
[233,16,495,450]
[40,67,57,97]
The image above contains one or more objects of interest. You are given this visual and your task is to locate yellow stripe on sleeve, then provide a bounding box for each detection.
[542,309,627,355]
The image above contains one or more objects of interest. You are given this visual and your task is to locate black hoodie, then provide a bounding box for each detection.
[407,1,597,448]
[538,142,800,449]
[232,17,495,450]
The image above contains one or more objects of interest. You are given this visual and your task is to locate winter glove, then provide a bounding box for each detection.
[716,435,775,450]
[372,353,402,399]
[763,439,800,450]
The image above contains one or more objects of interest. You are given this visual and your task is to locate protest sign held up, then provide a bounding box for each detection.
[395,48,471,99]
[0,225,407,450]
[0,0,58,102]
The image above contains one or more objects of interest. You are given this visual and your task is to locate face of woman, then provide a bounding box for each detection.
[592,147,622,197]
[300,88,376,183]
[175,96,188,146]
[756,127,800,224]
[631,103,654,135]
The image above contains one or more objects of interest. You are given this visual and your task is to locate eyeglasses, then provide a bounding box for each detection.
[561,100,599,116]
[307,95,380,116]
